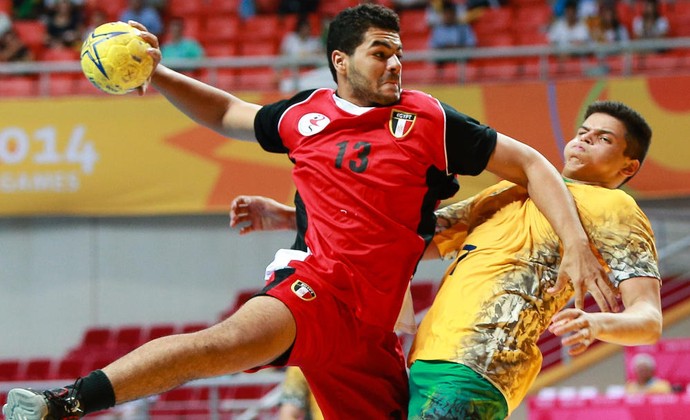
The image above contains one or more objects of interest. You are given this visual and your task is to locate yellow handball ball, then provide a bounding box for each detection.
[80,22,154,95]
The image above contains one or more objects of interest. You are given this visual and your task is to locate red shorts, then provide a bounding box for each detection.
[256,267,408,419]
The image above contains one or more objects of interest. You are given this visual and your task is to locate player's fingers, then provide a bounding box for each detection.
[599,278,620,313]
[588,286,611,313]
[546,273,568,295]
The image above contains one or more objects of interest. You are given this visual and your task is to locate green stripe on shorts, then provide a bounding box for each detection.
[408,360,508,420]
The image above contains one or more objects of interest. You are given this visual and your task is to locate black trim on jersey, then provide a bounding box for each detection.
[290,191,308,252]
[441,102,497,176]
[254,89,319,154]
[418,167,459,246]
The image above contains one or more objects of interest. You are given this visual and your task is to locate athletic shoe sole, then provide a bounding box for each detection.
[2,388,50,420]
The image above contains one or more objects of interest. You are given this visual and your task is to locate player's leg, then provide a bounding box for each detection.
[408,360,508,420]
[3,295,296,420]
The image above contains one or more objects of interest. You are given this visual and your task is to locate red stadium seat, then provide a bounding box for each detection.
[13,20,47,59]
[203,14,242,44]
[80,326,113,348]
[0,0,11,14]
[53,359,87,380]
[111,325,144,349]
[399,8,431,39]
[41,46,80,62]
[47,74,79,96]
[0,360,21,381]
[21,358,54,380]
[145,324,177,341]
[203,0,240,16]
[472,7,514,37]
[0,76,39,97]
[168,0,203,18]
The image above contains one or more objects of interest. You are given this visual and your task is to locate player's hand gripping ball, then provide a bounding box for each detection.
[80,22,154,95]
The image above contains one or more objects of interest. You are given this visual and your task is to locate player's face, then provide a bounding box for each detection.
[562,112,639,188]
[338,28,402,107]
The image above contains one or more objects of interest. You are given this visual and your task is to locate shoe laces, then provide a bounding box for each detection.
[43,378,84,419]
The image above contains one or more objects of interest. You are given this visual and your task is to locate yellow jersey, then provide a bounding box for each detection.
[409,181,660,414]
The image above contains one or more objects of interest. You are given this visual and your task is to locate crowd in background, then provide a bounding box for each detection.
[0,0,685,91]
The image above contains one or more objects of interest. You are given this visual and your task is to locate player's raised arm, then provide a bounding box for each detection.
[133,21,261,142]
[485,133,618,312]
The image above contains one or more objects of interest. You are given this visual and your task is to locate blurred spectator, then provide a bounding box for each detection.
[278,14,324,93]
[625,353,673,394]
[392,0,429,11]
[591,4,629,44]
[13,0,43,19]
[426,0,476,73]
[240,0,256,19]
[43,0,85,7]
[119,0,163,35]
[0,15,34,61]
[547,0,592,49]
[161,17,204,62]
[427,0,477,50]
[632,0,669,40]
[278,0,318,15]
[83,8,107,38]
[278,367,323,420]
[280,14,322,61]
[44,0,84,49]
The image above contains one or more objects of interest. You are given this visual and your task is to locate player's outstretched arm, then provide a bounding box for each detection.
[548,277,662,356]
[485,133,618,313]
[132,21,261,142]
[230,195,297,235]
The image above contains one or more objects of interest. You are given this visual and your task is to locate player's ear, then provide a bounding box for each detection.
[621,158,640,178]
[332,50,347,74]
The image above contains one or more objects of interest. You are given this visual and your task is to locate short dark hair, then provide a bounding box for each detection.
[326,3,400,82]
[584,100,652,183]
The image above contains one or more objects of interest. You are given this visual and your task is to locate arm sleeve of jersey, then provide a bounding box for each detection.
[593,196,661,287]
[441,102,497,176]
[253,90,317,154]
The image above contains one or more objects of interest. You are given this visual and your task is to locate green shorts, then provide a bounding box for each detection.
[408,360,509,420]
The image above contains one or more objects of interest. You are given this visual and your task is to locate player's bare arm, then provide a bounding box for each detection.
[548,276,661,356]
[485,133,618,312]
[132,21,260,142]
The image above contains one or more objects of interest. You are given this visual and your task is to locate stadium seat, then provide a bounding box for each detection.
[47,74,79,96]
[239,38,279,56]
[168,0,203,18]
[53,359,87,380]
[0,0,10,14]
[0,360,21,381]
[80,326,113,348]
[402,34,430,52]
[41,46,80,62]
[181,322,209,334]
[399,8,431,39]
[111,325,144,349]
[21,358,54,380]
[12,20,47,59]
[203,14,242,44]
[89,0,127,21]
[203,0,240,16]
[0,76,39,97]
[203,42,238,58]
[145,324,177,341]
[237,15,283,43]
[472,7,514,37]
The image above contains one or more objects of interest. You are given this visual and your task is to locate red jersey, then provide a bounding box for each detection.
[254,88,496,330]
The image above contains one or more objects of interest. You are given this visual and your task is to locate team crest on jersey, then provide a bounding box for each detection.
[298,113,330,136]
[389,109,416,139]
[291,280,316,301]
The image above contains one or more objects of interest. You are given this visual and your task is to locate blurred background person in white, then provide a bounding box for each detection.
[625,353,673,394]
